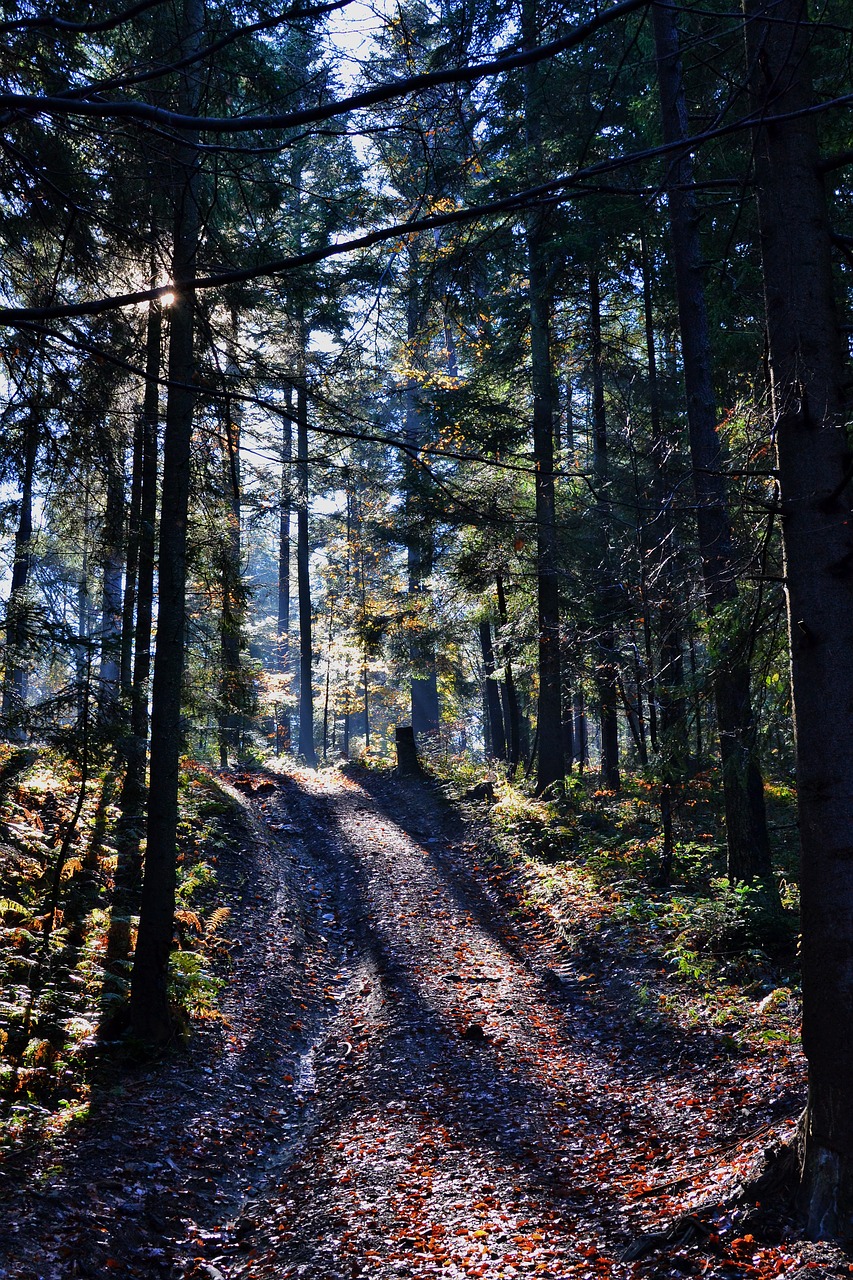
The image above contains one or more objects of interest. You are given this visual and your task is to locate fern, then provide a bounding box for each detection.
[205,906,231,937]
[0,899,34,924]
[175,908,202,933]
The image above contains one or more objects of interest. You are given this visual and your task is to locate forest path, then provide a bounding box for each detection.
[204,765,793,1280]
[1,764,817,1280]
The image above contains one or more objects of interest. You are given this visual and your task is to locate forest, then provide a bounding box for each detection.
[1,0,853,1275]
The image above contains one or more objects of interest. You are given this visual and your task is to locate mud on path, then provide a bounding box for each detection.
[0,764,833,1280]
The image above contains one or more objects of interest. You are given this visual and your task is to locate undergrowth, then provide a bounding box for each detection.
[441,758,801,1056]
[0,751,238,1154]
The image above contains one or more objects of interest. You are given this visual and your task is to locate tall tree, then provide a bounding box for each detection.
[217,328,245,767]
[523,0,564,794]
[278,389,293,677]
[130,0,203,1041]
[405,243,442,741]
[96,425,125,721]
[746,0,853,1236]
[479,618,507,761]
[2,364,41,737]
[652,0,771,883]
[639,226,686,883]
[589,270,620,790]
[122,290,162,812]
[496,573,522,774]
[295,359,318,767]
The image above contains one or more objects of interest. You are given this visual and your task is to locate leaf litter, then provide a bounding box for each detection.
[0,763,848,1279]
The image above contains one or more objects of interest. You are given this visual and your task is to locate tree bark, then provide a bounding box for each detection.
[218,340,243,768]
[3,390,40,737]
[629,633,649,766]
[97,436,125,721]
[278,388,293,675]
[130,0,202,1042]
[745,0,853,1237]
[341,490,353,760]
[406,243,441,741]
[590,271,620,790]
[120,415,144,696]
[296,369,317,767]
[479,620,507,761]
[574,690,588,771]
[641,227,688,760]
[122,297,161,813]
[652,0,770,881]
[362,650,370,751]
[641,226,689,854]
[523,0,563,795]
[75,501,92,728]
[496,574,521,775]
[562,671,575,772]
[323,595,334,760]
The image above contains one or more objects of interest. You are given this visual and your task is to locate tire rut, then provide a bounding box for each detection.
[1,764,806,1280]
[214,767,687,1279]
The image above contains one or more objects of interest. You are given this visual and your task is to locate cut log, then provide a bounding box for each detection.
[395,726,421,776]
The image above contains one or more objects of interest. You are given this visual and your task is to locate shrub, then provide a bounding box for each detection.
[672,880,797,962]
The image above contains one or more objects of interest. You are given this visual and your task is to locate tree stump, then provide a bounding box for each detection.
[395,726,421,776]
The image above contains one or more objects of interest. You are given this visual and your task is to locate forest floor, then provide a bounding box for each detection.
[0,761,850,1280]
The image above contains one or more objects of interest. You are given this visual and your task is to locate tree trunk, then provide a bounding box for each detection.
[122,298,161,812]
[406,243,441,741]
[524,0,563,795]
[76,495,92,728]
[479,620,507,761]
[658,781,675,886]
[323,595,334,760]
[630,633,649,766]
[563,672,575,772]
[746,0,853,1237]
[688,631,703,761]
[218,345,243,769]
[110,371,156,964]
[528,232,564,794]
[120,416,144,696]
[341,491,353,761]
[495,574,521,774]
[130,0,202,1042]
[652,0,770,881]
[3,397,39,737]
[362,652,370,751]
[590,271,620,790]
[278,387,293,675]
[98,439,125,722]
[574,690,588,771]
[640,225,686,765]
[296,372,317,767]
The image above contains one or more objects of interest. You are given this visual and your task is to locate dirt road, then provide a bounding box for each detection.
[0,764,833,1280]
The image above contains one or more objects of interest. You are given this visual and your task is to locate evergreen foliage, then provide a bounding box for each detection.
[0,0,851,1236]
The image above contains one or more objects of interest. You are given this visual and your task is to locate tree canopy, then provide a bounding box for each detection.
[2,0,853,1243]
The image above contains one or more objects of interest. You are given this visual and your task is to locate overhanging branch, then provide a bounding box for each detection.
[2,88,852,325]
[0,0,648,135]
